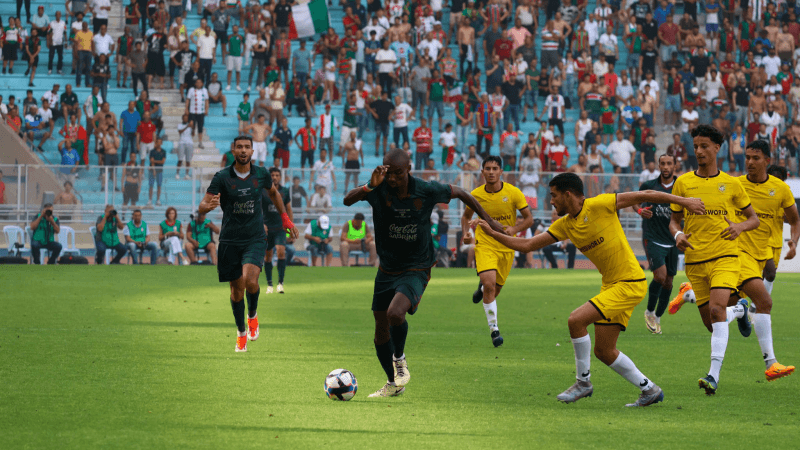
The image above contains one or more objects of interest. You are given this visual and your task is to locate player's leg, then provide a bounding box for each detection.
[645,260,666,333]
[702,286,740,394]
[654,247,679,332]
[594,324,663,407]
[762,256,777,295]
[264,233,275,292]
[369,276,405,397]
[275,242,287,293]
[479,270,503,346]
[243,262,262,341]
[740,278,795,380]
[557,302,603,403]
[229,277,249,351]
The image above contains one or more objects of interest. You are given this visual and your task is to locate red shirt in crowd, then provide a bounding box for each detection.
[658,22,679,45]
[274,39,291,60]
[342,15,359,36]
[296,126,317,151]
[137,120,156,144]
[413,126,432,153]
[494,37,514,60]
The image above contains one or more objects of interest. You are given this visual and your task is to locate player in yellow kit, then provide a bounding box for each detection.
[473,172,705,407]
[731,141,799,381]
[761,165,793,294]
[667,125,761,395]
[461,156,533,347]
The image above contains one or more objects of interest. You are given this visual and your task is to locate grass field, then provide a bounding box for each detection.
[2,267,799,449]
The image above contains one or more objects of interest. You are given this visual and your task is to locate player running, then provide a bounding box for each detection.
[761,165,791,295]
[631,154,679,334]
[199,136,299,353]
[344,149,504,398]
[667,125,760,395]
[461,156,533,347]
[474,172,706,407]
[262,167,293,294]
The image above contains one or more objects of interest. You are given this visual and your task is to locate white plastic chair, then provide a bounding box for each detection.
[58,226,81,257]
[3,225,31,260]
[89,226,112,264]
[25,226,49,265]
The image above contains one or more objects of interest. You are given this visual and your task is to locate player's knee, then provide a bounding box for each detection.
[754,296,772,313]
[387,309,405,327]
[662,276,674,290]
[593,346,615,365]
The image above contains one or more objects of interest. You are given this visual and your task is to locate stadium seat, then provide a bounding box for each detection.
[3,225,30,260]
[58,226,81,257]
[24,226,48,265]
[349,250,369,266]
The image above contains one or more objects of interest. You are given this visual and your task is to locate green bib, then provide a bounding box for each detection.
[32,214,58,244]
[347,220,366,240]
[189,219,212,248]
[126,220,148,243]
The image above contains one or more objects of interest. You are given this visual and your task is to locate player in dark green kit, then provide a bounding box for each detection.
[632,154,679,334]
[262,167,293,294]
[199,136,299,353]
[344,149,504,397]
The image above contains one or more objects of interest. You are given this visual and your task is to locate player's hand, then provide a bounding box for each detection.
[676,232,694,251]
[370,165,388,188]
[462,230,474,245]
[638,206,653,219]
[470,219,494,237]
[785,241,796,260]
[487,218,506,234]
[208,193,221,210]
[287,226,299,239]
[682,197,706,216]
[721,217,743,240]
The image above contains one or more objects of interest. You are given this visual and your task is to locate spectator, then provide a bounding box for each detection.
[136,110,157,165]
[207,72,228,116]
[119,101,140,164]
[90,0,112,32]
[58,142,81,183]
[146,26,168,89]
[245,114,271,166]
[409,57,431,118]
[247,31,267,90]
[413,117,433,170]
[128,40,148,96]
[185,78,209,148]
[308,185,332,215]
[293,39,312,86]
[196,26,216,85]
[0,170,4,205]
[375,39,397,95]
[74,21,93,87]
[226,24,243,90]
[367,90,394,157]
[173,41,195,97]
[267,79,285,126]
[147,137,166,206]
[24,29,40,87]
[24,105,51,152]
[310,148,336,193]
[340,212,378,267]
[91,54,111,101]
[124,209,159,264]
[176,114,194,179]
[607,130,636,175]
[185,211,219,264]
[305,214,333,267]
[96,205,127,264]
[159,206,184,265]
[2,16,20,74]
[290,176,307,211]
[391,94,412,149]
[295,116,317,171]
[639,160,659,183]
[273,117,293,169]
[30,203,62,265]
[499,123,520,170]
[211,2,230,60]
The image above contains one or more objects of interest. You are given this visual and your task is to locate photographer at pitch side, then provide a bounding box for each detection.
[30,203,62,264]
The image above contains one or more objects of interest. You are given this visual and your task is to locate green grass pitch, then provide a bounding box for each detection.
[1,267,799,449]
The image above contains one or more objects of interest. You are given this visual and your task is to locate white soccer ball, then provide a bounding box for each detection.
[325,369,358,401]
[690,87,699,95]
[683,288,696,304]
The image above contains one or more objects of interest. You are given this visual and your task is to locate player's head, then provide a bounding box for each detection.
[268,167,282,185]
[353,212,365,228]
[481,155,503,184]
[658,153,675,180]
[232,135,254,165]
[767,164,788,181]
[548,173,584,216]
[690,125,724,170]
[745,140,771,178]
[383,149,411,190]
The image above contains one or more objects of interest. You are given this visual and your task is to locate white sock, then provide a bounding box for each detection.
[655,315,661,324]
[763,279,774,294]
[393,353,405,362]
[709,322,729,381]
[572,335,591,382]
[609,351,653,391]
[753,313,777,368]
[236,330,247,337]
[483,300,498,332]
[726,303,745,323]
[388,380,396,386]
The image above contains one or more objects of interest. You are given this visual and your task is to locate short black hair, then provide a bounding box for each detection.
[354,213,365,220]
[482,155,502,169]
[268,167,281,175]
[232,135,253,146]
[767,164,788,181]
[690,125,725,146]
[746,139,771,158]
[549,172,584,197]
[133,209,142,214]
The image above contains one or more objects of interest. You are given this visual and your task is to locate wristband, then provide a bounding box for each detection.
[281,212,295,231]
[674,230,684,241]
[363,182,375,192]
[637,208,643,215]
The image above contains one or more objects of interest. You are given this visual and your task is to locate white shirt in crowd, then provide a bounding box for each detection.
[393,103,413,128]
[680,109,699,133]
[49,19,67,46]
[197,35,217,59]
[91,0,111,19]
[607,138,635,168]
[178,121,194,143]
[439,130,456,147]
[639,168,659,184]
[318,113,339,139]
[312,159,335,188]
[93,32,114,55]
[761,55,781,79]
[376,48,397,73]
[186,87,209,114]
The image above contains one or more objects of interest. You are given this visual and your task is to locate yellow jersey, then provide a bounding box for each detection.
[472,182,529,254]
[670,171,751,264]
[736,175,795,259]
[547,194,645,285]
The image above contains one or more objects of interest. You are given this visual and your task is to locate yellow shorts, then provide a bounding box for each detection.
[588,279,647,331]
[475,247,515,286]
[772,247,782,267]
[684,256,740,307]
[737,251,768,290]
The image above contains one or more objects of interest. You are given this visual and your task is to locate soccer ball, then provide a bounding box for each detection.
[690,87,699,96]
[325,369,358,401]
[684,288,696,304]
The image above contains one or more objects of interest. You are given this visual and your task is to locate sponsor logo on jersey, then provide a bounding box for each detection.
[388,223,419,241]
[769,189,776,197]
[579,236,604,253]
[718,183,726,193]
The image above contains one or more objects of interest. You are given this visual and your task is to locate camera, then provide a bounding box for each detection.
[110,209,117,217]
[44,210,53,217]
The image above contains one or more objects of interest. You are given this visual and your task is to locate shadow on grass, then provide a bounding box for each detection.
[129,321,309,330]
[201,424,483,437]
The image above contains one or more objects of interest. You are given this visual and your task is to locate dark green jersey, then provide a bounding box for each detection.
[207,164,273,244]
[365,176,452,272]
[639,177,676,247]
[261,185,290,231]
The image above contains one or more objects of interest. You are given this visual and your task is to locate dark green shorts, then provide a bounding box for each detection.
[265,230,286,251]
[645,240,678,277]
[372,268,431,315]
[217,241,266,282]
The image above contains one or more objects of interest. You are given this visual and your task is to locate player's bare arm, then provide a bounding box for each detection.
[631,203,653,218]
[721,205,758,240]
[669,211,694,252]
[472,218,557,253]
[267,184,299,238]
[450,186,505,234]
[461,206,475,244]
[617,190,706,215]
[199,192,221,214]
[503,206,534,236]
[784,204,799,260]
[343,165,388,206]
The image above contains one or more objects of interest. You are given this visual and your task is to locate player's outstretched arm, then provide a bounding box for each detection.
[472,218,557,253]
[451,186,505,234]
[461,206,475,244]
[504,206,534,236]
[198,193,220,214]
[721,205,759,240]
[617,190,706,215]
[783,204,799,260]
[669,210,694,251]
[343,165,387,206]
[268,184,299,239]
